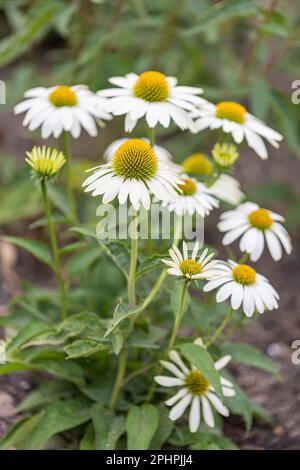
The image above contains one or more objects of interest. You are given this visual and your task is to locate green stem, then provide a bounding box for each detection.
[206,308,234,348]
[109,349,127,411]
[41,179,67,320]
[148,127,156,147]
[128,209,138,305]
[238,252,249,264]
[63,131,77,225]
[146,280,189,402]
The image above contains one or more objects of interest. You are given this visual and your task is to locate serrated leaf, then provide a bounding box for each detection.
[1,235,52,267]
[126,404,159,450]
[180,343,223,399]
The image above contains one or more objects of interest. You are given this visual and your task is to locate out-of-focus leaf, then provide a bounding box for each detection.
[250,76,271,120]
[0,414,44,450]
[221,343,279,375]
[0,2,61,66]
[6,320,50,354]
[17,398,90,449]
[272,90,300,158]
[1,236,52,267]
[66,244,102,276]
[184,0,260,36]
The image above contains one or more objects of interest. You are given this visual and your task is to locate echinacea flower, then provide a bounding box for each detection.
[14,85,111,139]
[162,176,219,217]
[103,137,179,170]
[98,71,204,132]
[193,101,283,159]
[212,142,239,168]
[155,349,235,431]
[218,202,292,261]
[179,153,244,206]
[25,146,66,180]
[209,174,244,206]
[162,242,220,280]
[83,139,182,210]
[204,260,279,317]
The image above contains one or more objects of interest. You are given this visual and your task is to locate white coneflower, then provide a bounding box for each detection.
[162,242,220,281]
[14,85,111,138]
[98,71,205,132]
[218,202,292,261]
[193,101,283,159]
[103,137,179,170]
[163,176,219,217]
[25,146,66,180]
[204,260,279,317]
[179,153,244,206]
[83,139,182,210]
[155,350,235,432]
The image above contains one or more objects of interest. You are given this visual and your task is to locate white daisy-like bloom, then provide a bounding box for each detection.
[204,260,279,317]
[218,202,292,261]
[162,242,220,280]
[179,153,244,206]
[14,85,111,139]
[82,139,183,211]
[209,174,245,206]
[98,71,205,132]
[192,101,283,159]
[155,349,235,432]
[162,176,219,217]
[103,137,180,170]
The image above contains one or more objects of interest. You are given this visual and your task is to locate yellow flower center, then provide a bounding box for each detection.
[25,146,66,179]
[182,153,213,176]
[178,178,197,196]
[248,208,273,230]
[133,71,169,102]
[233,264,256,286]
[112,139,158,180]
[216,101,246,124]
[49,86,77,107]
[185,370,210,396]
[180,259,202,277]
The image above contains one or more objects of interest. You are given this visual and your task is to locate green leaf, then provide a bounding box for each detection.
[180,343,223,399]
[272,90,300,158]
[16,380,75,412]
[80,423,95,450]
[64,339,108,359]
[221,343,279,375]
[91,405,125,450]
[184,0,260,36]
[66,244,102,276]
[1,235,52,267]
[150,404,174,449]
[250,76,271,120]
[18,399,90,449]
[47,184,71,218]
[136,254,165,278]
[0,413,44,450]
[6,320,50,354]
[0,2,61,67]
[191,433,238,450]
[126,404,159,450]
[104,301,136,338]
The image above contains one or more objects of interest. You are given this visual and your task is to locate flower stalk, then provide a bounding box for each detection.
[63,131,77,225]
[41,179,67,320]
